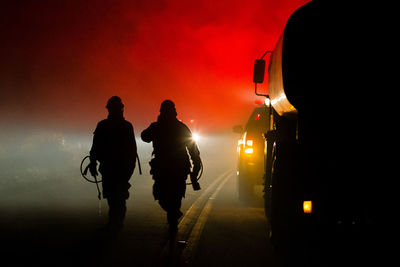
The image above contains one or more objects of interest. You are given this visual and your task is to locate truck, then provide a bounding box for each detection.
[254,0,377,257]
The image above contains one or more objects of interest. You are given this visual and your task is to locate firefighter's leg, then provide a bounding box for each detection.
[107,180,131,228]
[166,196,183,232]
[107,195,127,229]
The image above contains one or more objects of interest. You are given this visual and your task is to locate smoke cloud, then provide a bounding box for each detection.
[0,0,309,132]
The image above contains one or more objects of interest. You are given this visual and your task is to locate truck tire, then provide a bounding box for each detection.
[266,141,298,250]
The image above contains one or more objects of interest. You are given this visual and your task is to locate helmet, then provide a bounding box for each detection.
[106,96,124,110]
[160,100,175,113]
[160,100,177,117]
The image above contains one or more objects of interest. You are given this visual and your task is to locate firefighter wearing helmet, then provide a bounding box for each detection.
[89,96,137,230]
[141,100,201,232]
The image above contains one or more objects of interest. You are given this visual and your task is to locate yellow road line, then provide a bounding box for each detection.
[159,169,234,262]
[181,171,233,265]
[178,169,233,233]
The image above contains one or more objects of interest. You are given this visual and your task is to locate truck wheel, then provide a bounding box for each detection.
[268,141,299,251]
[264,153,276,246]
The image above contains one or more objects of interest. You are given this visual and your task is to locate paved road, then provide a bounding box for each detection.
[1,133,286,266]
[1,169,283,266]
[182,170,281,267]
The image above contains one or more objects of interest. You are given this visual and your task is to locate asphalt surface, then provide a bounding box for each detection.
[1,133,285,267]
[0,171,281,267]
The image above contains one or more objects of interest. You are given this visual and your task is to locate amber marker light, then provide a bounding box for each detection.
[303,201,312,214]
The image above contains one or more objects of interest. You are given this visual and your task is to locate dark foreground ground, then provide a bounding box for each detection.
[0,173,381,267]
[0,169,280,267]
[0,133,381,267]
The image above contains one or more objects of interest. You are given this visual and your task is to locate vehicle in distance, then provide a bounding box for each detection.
[234,102,270,202]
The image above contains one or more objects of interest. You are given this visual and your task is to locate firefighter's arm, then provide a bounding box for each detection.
[89,126,100,177]
[188,137,201,190]
[189,147,201,175]
[130,124,137,171]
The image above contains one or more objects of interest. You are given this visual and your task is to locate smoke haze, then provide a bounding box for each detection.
[1,0,309,132]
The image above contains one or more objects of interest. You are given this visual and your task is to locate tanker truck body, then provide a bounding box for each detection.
[257,1,377,251]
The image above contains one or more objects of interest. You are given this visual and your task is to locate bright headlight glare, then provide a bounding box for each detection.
[192,133,200,142]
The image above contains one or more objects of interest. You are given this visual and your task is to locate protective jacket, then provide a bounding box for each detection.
[141,115,200,199]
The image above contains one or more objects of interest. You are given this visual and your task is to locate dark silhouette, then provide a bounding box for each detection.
[141,100,201,232]
[89,96,137,230]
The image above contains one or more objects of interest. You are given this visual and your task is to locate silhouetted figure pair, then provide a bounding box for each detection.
[89,97,201,232]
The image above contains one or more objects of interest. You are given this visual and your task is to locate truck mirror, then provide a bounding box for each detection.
[253,59,266,84]
[233,125,244,134]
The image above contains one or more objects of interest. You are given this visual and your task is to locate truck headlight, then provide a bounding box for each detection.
[244,148,254,154]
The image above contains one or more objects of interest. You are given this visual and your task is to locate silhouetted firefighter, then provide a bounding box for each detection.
[89,96,137,230]
[141,100,201,232]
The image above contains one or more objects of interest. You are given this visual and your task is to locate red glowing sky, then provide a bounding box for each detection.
[0,0,309,133]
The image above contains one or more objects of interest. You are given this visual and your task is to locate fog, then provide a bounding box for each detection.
[0,129,238,218]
